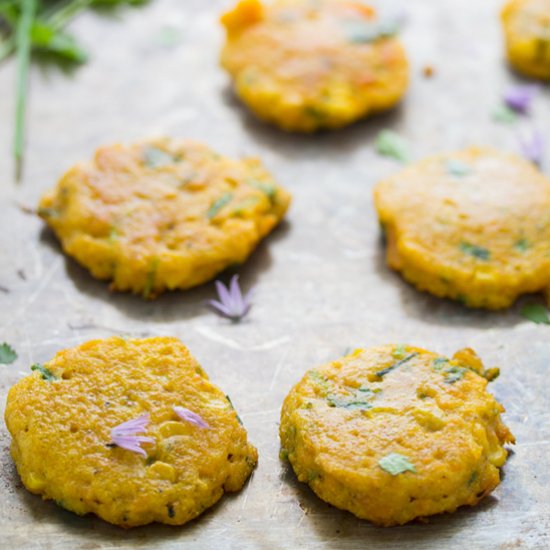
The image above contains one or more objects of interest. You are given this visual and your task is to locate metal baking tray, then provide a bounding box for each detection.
[1,0,548,547]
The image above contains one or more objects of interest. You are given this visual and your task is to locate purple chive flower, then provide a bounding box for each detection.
[173,406,209,428]
[110,413,155,457]
[504,84,539,114]
[519,129,545,167]
[208,274,253,322]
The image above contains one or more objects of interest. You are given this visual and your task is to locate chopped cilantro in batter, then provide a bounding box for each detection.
[459,242,490,261]
[514,238,529,252]
[446,159,472,177]
[343,19,399,43]
[327,387,375,410]
[248,179,278,201]
[31,363,57,381]
[143,147,176,168]
[444,366,466,384]
[207,193,233,218]
[375,353,418,378]
[379,453,416,475]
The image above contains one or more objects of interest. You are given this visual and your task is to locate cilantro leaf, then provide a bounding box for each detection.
[31,363,57,381]
[521,304,550,325]
[379,453,416,475]
[0,343,17,364]
[375,130,411,163]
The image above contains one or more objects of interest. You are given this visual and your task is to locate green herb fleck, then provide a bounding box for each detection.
[307,470,320,481]
[108,228,119,243]
[0,343,17,364]
[444,366,466,384]
[143,147,175,168]
[308,370,330,391]
[393,344,406,358]
[460,242,490,261]
[379,453,416,475]
[231,197,260,216]
[375,130,411,163]
[37,206,59,219]
[143,258,159,299]
[31,363,57,381]
[446,159,472,177]
[433,357,449,370]
[468,471,478,485]
[514,238,529,252]
[327,388,375,410]
[343,18,399,43]
[375,353,418,378]
[521,304,550,325]
[207,193,233,219]
[492,105,518,124]
[225,394,243,425]
[279,448,289,461]
[303,105,326,120]
[248,179,277,201]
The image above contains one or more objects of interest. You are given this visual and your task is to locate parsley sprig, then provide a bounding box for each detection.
[0,0,148,180]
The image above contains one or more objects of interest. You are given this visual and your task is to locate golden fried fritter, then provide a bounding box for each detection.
[374,147,550,309]
[502,0,550,80]
[280,344,514,526]
[220,0,409,132]
[5,337,257,528]
[38,139,291,298]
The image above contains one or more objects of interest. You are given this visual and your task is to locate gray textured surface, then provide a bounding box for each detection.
[1,0,549,548]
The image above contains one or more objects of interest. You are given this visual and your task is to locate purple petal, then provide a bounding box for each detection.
[229,275,246,311]
[110,413,154,457]
[173,406,209,428]
[208,275,253,321]
[208,299,235,318]
[215,279,232,307]
[519,129,545,167]
[111,413,150,437]
[504,85,539,114]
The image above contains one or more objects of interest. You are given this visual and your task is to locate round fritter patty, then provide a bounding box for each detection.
[38,139,291,298]
[280,344,514,526]
[373,147,550,309]
[220,0,409,132]
[502,0,550,80]
[4,337,257,528]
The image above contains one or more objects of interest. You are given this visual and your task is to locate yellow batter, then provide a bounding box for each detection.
[374,147,550,309]
[5,337,257,528]
[38,138,291,298]
[502,0,550,79]
[220,0,409,132]
[280,344,514,526]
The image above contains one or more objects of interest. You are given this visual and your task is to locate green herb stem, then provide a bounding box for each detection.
[13,0,37,180]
